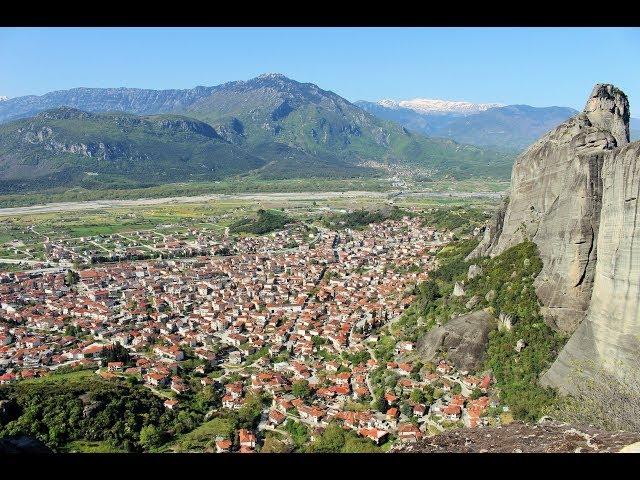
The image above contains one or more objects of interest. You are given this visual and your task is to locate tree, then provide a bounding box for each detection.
[342,433,379,453]
[307,423,345,453]
[139,424,164,450]
[410,389,425,404]
[291,380,311,400]
[101,342,131,365]
[64,324,81,336]
[284,419,309,450]
[193,386,221,414]
[470,388,484,400]
[65,270,80,286]
[416,279,441,305]
[374,395,388,413]
[236,393,263,429]
[261,435,291,453]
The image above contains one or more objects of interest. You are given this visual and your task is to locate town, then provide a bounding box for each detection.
[0,209,502,452]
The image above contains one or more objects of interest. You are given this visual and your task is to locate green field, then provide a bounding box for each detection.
[167,417,236,452]
[20,369,96,385]
[63,439,128,453]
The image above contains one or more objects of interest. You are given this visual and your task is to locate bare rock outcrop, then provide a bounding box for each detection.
[542,141,640,393]
[416,309,496,372]
[469,84,630,334]
[392,420,640,453]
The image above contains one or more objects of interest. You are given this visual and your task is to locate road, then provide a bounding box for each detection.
[0,189,505,217]
[0,258,47,265]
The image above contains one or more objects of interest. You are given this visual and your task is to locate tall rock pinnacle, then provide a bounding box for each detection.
[583,83,630,147]
[467,82,639,393]
[467,84,630,334]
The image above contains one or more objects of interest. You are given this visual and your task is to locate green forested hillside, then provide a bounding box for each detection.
[0,108,265,193]
[0,74,515,195]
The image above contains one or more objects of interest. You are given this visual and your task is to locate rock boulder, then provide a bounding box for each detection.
[416,309,496,372]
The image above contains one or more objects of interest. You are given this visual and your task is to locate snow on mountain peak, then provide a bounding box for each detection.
[377,98,505,115]
[0,96,8,102]
[378,99,401,109]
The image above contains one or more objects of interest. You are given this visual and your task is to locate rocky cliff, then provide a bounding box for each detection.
[542,140,640,392]
[468,84,630,334]
[469,83,639,394]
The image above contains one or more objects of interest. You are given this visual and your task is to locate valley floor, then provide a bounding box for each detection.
[0,189,505,217]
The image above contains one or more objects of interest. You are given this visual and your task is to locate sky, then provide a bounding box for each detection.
[0,27,639,110]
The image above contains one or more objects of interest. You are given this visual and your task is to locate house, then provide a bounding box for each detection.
[222,394,243,410]
[298,405,325,424]
[144,372,169,387]
[413,404,427,417]
[397,362,413,375]
[0,372,16,384]
[239,429,256,448]
[395,341,414,354]
[269,409,286,426]
[358,428,388,445]
[164,399,179,410]
[171,377,189,394]
[154,345,184,361]
[107,361,124,372]
[335,372,351,385]
[215,439,232,453]
[480,375,492,392]
[462,376,481,390]
[440,404,462,420]
[82,343,105,358]
[397,423,422,443]
[384,392,398,405]
[326,361,340,372]
[436,360,452,374]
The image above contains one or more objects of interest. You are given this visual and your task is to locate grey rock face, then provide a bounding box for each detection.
[416,309,496,372]
[542,141,640,393]
[465,295,481,310]
[467,199,507,260]
[467,264,483,280]
[469,84,630,334]
[452,282,466,297]
[583,84,630,147]
[498,312,514,331]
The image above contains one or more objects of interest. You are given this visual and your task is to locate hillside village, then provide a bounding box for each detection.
[0,212,503,452]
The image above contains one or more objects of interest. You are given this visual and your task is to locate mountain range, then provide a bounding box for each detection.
[0,74,514,194]
[357,99,640,151]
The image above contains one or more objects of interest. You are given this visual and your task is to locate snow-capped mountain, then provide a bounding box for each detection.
[0,96,8,102]
[378,98,504,115]
[356,99,579,151]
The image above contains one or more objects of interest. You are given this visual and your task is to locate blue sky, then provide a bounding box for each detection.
[0,27,638,110]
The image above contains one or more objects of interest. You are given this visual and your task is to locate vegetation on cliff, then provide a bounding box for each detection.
[398,239,566,421]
